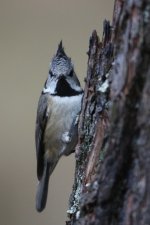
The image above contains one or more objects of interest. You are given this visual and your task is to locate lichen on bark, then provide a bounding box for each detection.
[66,1,150,225]
[67,21,113,223]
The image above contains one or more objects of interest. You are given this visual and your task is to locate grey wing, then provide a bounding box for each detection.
[35,93,49,180]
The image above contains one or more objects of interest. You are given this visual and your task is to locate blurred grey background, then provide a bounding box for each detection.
[0,1,114,225]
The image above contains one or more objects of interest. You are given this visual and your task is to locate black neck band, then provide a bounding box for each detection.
[52,77,83,97]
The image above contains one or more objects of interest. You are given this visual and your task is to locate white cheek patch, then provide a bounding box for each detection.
[43,79,57,94]
[72,83,82,92]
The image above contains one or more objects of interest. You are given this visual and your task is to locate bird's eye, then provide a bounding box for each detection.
[69,69,73,77]
[49,70,54,77]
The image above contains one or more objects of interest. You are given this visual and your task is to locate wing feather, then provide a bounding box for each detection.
[35,93,49,180]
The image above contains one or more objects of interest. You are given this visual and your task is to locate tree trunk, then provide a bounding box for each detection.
[67,0,150,224]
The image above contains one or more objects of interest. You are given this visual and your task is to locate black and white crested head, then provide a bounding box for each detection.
[43,41,83,97]
[50,41,72,77]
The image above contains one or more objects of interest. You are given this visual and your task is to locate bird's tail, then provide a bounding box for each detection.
[36,161,50,212]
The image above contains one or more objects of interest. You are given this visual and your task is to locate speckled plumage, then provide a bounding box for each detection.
[50,42,73,76]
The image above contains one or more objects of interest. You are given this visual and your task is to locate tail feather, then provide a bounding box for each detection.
[36,162,50,212]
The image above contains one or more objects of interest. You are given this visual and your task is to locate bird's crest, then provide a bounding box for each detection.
[56,41,67,58]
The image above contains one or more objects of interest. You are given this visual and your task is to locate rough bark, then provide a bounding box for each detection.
[66,0,150,224]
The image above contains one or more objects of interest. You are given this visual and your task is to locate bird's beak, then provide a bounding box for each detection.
[59,75,65,80]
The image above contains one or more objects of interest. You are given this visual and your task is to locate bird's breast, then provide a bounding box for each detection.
[44,94,82,153]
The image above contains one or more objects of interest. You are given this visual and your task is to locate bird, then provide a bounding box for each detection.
[35,41,83,212]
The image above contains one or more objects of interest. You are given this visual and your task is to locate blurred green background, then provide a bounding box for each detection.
[0,1,114,225]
